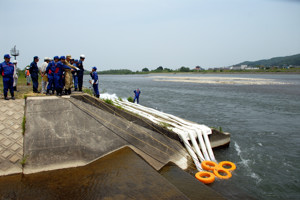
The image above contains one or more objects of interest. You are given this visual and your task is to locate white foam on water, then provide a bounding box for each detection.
[100,93,128,101]
[234,142,262,184]
[258,143,262,147]
[234,141,242,156]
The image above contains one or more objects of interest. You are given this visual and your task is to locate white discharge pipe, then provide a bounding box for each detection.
[105,98,216,170]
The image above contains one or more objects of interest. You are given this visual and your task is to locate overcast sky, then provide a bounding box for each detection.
[1,0,300,71]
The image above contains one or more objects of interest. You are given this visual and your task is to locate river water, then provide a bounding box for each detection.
[85,73,300,200]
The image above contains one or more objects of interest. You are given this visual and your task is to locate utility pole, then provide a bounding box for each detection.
[10,45,19,60]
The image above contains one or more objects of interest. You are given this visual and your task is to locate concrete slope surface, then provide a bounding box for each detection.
[24,96,191,174]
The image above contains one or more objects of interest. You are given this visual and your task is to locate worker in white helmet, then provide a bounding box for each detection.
[39,57,50,94]
[77,54,85,91]
[12,60,19,92]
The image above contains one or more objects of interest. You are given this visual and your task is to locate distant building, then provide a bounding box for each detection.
[230,65,248,70]
[194,66,205,71]
[245,66,259,70]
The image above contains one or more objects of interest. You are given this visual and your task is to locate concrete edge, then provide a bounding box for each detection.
[23,144,189,175]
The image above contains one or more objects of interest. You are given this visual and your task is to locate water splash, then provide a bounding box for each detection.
[234,142,262,184]
[100,93,127,101]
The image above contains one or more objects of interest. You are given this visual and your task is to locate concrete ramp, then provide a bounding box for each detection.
[24,96,190,174]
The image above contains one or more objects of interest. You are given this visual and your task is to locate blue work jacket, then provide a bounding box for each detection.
[0,61,14,78]
[29,61,39,75]
[91,71,98,84]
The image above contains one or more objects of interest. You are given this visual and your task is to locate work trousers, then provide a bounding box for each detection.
[47,76,54,92]
[73,74,78,89]
[31,74,39,92]
[78,73,83,91]
[64,70,72,90]
[3,77,14,97]
[93,83,99,97]
[133,96,139,104]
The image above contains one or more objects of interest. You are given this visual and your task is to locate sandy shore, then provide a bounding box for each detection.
[151,76,292,85]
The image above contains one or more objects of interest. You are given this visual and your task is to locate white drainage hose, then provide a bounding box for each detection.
[111,99,216,168]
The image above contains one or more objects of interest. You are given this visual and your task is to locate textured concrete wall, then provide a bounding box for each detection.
[24,96,190,174]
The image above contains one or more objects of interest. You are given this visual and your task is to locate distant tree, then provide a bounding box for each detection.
[179,66,190,72]
[164,68,173,72]
[99,69,133,74]
[156,66,163,71]
[142,67,149,72]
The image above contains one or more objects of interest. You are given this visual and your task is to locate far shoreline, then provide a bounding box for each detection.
[98,70,300,75]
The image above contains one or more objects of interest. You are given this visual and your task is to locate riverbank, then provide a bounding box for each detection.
[98,68,300,75]
[0,93,231,199]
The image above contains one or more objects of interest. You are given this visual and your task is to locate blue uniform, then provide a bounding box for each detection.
[91,71,99,97]
[133,90,141,104]
[55,61,71,90]
[46,61,71,95]
[0,61,14,98]
[29,61,39,92]
[77,60,84,91]
[46,61,57,92]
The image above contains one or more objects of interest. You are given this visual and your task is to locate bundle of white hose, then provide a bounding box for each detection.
[112,98,216,166]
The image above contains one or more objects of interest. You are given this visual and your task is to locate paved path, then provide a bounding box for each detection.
[0,99,24,176]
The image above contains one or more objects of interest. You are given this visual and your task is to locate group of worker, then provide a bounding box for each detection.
[0,53,100,100]
[40,54,86,96]
[0,53,144,103]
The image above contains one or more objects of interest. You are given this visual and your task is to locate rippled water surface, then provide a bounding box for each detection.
[87,73,300,200]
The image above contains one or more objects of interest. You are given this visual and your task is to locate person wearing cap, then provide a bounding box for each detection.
[12,60,19,92]
[77,54,85,91]
[46,56,59,95]
[25,65,31,85]
[39,57,50,94]
[0,54,15,100]
[63,55,78,95]
[89,66,99,98]
[71,59,79,91]
[133,88,141,104]
[29,56,40,93]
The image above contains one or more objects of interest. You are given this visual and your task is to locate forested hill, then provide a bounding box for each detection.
[237,53,300,67]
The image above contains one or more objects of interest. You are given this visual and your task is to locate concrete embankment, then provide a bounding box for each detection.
[0,94,229,199]
[24,95,191,174]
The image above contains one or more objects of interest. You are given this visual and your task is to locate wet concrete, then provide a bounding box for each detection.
[0,147,190,200]
[160,163,226,200]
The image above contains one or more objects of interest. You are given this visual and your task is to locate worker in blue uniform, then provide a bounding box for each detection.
[29,56,40,93]
[0,54,15,100]
[133,88,141,104]
[53,56,72,96]
[46,56,59,95]
[89,66,99,98]
[77,54,85,91]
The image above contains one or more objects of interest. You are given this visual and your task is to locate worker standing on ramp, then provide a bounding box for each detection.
[133,88,141,104]
[89,66,99,98]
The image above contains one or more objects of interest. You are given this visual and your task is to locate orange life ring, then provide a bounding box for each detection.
[213,167,232,179]
[195,171,215,184]
[218,161,236,172]
[201,160,218,171]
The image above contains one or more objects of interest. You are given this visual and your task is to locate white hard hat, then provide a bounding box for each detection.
[13,60,17,64]
[80,54,85,58]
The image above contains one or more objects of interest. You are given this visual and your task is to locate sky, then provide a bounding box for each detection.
[1,0,300,71]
